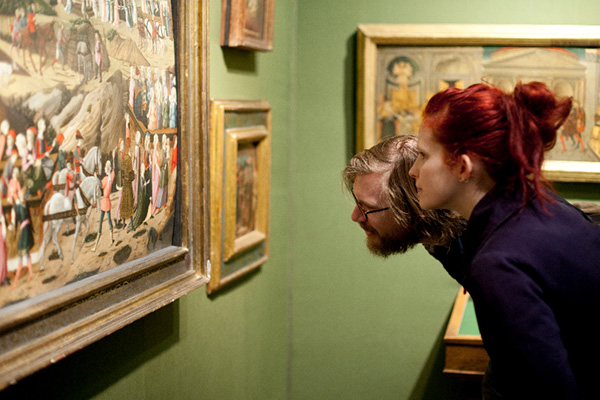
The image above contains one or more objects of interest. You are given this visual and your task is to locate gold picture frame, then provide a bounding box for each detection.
[209,100,271,294]
[444,289,488,377]
[0,0,209,389]
[356,24,600,182]
[220,0,275,51]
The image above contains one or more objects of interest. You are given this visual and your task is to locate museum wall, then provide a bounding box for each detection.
[3,0,600,399]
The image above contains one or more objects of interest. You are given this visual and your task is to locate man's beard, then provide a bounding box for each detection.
[362,224,420,258]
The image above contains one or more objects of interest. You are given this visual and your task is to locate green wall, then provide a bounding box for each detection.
[4,0,600,399]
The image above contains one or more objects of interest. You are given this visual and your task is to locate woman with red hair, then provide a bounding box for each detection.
[409,82,600,399]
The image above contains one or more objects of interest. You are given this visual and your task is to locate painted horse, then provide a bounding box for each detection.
[51,146,102,193]
[15,21,56,76]
[39,175,102,269]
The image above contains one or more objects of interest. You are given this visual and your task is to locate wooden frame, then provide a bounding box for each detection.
[220,0,275,51]
[209,100,271,294]
[0,0,209,389]
[444,289,488,377]
[356,24,600,182]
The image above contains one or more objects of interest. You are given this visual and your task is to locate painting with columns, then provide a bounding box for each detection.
[375,45,600,164]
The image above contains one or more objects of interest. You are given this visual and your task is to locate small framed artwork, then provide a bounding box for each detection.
[220,0,275,51]
[444,289,488,377]
[0,0,210,388]
[356,24,600,182]
[208,100,271,294]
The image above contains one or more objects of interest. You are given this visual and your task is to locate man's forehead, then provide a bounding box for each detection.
[355,170,387,183]
[353,172,387,197]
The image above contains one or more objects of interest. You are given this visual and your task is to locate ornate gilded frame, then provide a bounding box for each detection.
[0,0,209,389]
[357,24,600,182]
[208,100,271,294]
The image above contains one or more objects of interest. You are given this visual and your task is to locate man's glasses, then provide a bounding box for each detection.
[351,191,389,220]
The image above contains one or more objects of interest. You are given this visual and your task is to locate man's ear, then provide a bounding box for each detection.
[457,154,473,182]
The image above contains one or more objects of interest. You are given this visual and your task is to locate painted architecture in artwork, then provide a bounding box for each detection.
[375,46,600,162]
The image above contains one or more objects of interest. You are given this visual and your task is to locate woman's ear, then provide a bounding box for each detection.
[457,154,473,183]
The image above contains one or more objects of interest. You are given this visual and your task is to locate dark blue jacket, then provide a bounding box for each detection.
[439,188,600,399]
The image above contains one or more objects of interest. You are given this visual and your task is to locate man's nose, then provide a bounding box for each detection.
[351,205,365,222]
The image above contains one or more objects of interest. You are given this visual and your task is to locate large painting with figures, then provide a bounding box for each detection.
[0,0,208,388]
[0,0,177,300]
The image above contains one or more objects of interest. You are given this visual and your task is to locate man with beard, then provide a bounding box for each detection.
[343,135,465,261]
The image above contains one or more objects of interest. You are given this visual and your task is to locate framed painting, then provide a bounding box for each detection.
[208,99,271,294]
[444,289,488,377]
[356,24,600,182]
[0,0,209,389]
[220,0,275,51]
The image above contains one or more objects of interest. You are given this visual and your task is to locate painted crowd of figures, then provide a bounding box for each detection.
[0,118,178,290]
[7,0,172,80]
[91,128,177,252]
[59,0,171,38]
[130,65,177,131]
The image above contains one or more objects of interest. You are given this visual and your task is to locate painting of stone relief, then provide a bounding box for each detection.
[0,0,178,307]
[374,46,600,165]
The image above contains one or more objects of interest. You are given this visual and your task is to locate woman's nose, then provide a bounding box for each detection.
[408,164,418,179]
